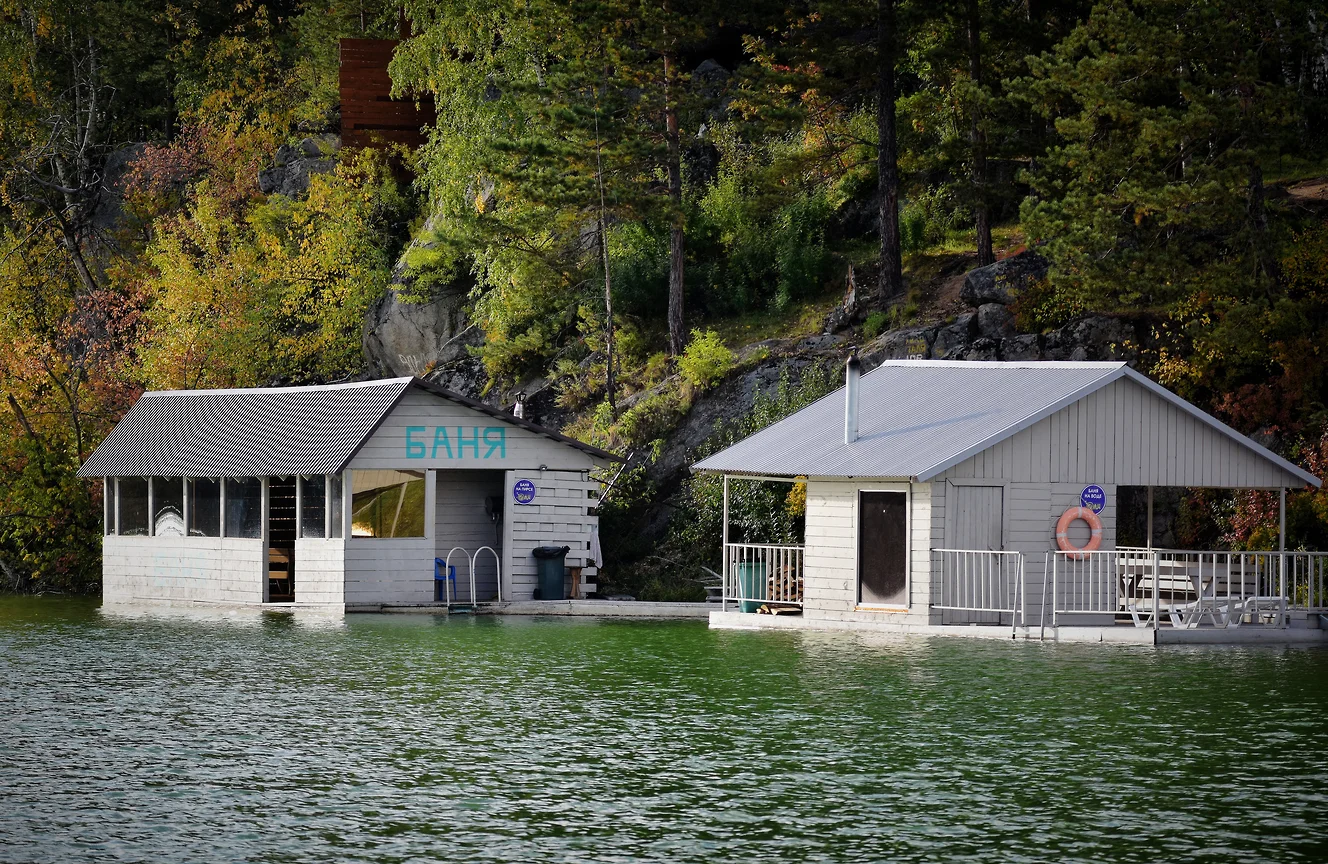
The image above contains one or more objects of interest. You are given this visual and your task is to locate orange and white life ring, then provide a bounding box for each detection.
[1055,506,1102,560]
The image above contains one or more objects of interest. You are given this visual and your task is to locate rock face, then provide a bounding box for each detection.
[258,135,339,198]
[959,250,1049,306]
[362,221,487,398]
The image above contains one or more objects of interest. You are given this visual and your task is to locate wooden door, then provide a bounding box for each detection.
[859,491,908,606]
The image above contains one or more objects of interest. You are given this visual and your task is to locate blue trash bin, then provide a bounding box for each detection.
[735,561,767,613]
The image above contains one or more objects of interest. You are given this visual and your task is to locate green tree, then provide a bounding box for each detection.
[1017,0,1316,313]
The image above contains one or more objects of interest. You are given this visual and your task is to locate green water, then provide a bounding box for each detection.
[2,598,1326,863]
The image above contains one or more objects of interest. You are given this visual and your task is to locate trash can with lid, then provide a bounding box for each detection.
[532,545,571,600]
[734,561,767,613]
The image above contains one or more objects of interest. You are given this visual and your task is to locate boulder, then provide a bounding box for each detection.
[862,326,934,363]
[953,337,1000,361]
[959,251,1050,307]
[259,135,340,198]
[977,303,1016,339]
[1000,334,1041,361]
[362,219,487,398]
[931,313,977,359]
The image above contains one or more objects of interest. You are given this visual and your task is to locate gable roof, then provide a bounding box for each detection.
[692,360,1320,487]
[78,378,614,478]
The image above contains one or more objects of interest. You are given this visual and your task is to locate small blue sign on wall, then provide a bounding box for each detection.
[513,479,537,505]
[1080,484,1106,514]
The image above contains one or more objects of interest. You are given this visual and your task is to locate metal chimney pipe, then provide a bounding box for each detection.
[844,352,861,444]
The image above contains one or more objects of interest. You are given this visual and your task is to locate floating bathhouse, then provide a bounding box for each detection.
[79,378,613,609]
[694,360,1326,643]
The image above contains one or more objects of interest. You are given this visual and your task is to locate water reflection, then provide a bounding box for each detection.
[1,598,1326,864]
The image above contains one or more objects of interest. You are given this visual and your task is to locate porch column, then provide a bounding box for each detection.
[1279,487,1287,600]
[722,474,730,613]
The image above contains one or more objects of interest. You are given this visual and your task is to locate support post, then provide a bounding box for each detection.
[295,476,303,540]
[147,477,155,537]
[182,477,190,538]
[1146,486,1154,550]
[113,478,121,536]
[1279,487,1287,605]
[325,475,332,540]
[722,475,730,613]
[261,477,270,603]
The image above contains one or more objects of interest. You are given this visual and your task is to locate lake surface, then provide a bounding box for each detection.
[2,597,1326,863]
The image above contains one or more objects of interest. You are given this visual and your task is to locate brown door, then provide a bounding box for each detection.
[859,491,907,606]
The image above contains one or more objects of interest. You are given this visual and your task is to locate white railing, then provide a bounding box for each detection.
[723,543,804,611]
[933,549,1027,629]
[1048,548,1328,629]
[441,545,504,608]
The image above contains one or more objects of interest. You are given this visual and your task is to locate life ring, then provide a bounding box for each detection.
[1056,506,1102,560]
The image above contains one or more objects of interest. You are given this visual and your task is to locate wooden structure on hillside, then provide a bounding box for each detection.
[339,38,435,150]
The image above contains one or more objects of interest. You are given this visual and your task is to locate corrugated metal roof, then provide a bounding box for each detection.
[78,379,414,478]
[79,377,615,478]
[692,360,1321,487]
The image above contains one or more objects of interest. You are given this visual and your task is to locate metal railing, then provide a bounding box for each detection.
[723,543,804,611]
[1047,547,1328,629]
[933,549,1026,630]
[441,545,503,608]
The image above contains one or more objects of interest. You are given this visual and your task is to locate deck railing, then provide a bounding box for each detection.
[927,547,1327,630]
[723,543,804,611]
[1048,548,1328,629]
[933,549,1027,629]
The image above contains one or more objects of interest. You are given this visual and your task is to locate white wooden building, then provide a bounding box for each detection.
[693,360,1327,643]
[79,378,613,609]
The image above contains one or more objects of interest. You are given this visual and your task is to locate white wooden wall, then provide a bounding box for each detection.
[930,480,1117,623]
[502,469,600,600]
[801,479,932,625]
[937,376,1304,488]
[103,536,265,605]
[294,538,346,605]
[349,389,599,473]
[435,470,504,601]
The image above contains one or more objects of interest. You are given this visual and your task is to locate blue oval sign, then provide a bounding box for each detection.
[513,479,537,505]
[1080,484,1106,514]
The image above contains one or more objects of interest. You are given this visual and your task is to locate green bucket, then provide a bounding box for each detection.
[734,561,767,613]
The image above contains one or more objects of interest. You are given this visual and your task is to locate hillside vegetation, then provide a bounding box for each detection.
[1,0,1327,594]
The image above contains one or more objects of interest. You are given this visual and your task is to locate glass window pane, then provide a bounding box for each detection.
[153,478,185,536]
[351,470,425,538]
[301,476,326,538]
[118,478,148,536]
[329,475,343,538]
[188,478,221,537]
[225,478,263,539]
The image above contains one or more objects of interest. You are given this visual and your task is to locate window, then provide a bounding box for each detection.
[351,470,425,538]
[104,479,114,536]
[153,478,185,536]
[118,478,149,536]
[300,475,326,538]
[188,478,221,537]
[225,478,263,539]
[329,475,343,538]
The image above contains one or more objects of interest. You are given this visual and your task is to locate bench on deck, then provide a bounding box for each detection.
[1117,553,1288,628]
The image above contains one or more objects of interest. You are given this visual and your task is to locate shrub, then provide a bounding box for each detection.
[863,310,889,339]
[678,329,735,390]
